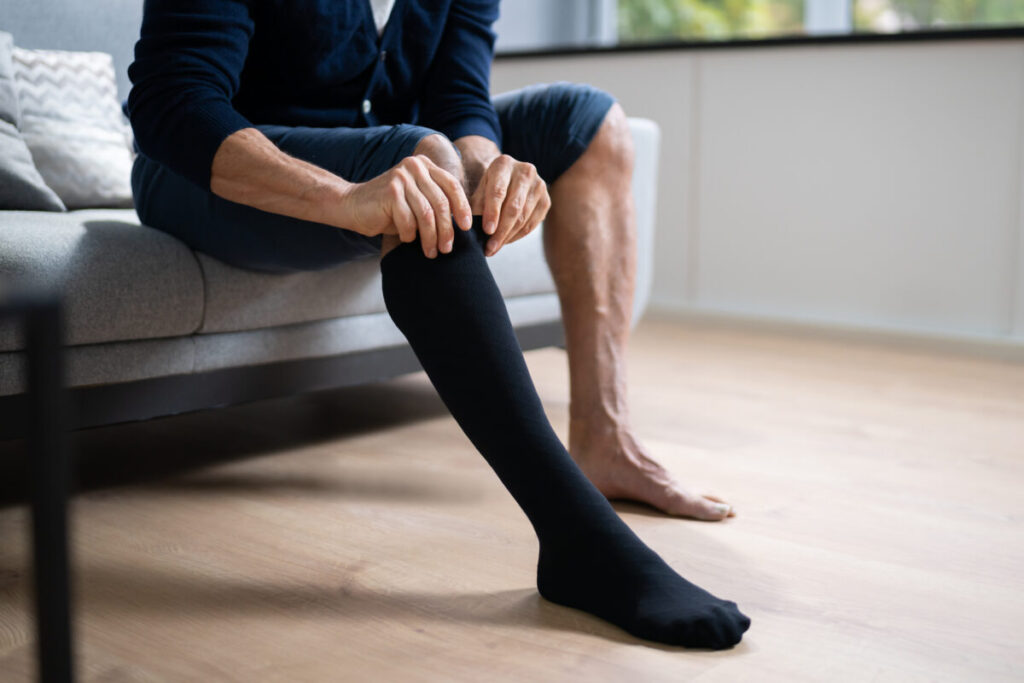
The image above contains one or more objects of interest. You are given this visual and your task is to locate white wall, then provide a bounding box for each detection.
[492,0,568,52]
[492,39,1024,344]
[493,0,612,53]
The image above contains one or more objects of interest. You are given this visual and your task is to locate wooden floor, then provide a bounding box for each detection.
[1,317,1022,682]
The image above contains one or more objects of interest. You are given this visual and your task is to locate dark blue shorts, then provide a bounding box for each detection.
[132,82,616,273]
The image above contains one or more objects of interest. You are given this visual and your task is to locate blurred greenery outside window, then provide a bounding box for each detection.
[616,0,1024,44]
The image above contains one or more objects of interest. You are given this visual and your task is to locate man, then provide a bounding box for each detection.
[127,0,749,648]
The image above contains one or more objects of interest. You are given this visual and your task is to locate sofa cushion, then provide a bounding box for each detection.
[196,224,558,334]
[0,292,561,396]
[0,208,205,351]
[11,46,134,209]
[0,31,65,211]
[0,336,195,397]
[193,293,561,373]
[0,205,561,350]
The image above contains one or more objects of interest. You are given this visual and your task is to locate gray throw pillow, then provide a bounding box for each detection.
[0,31,65,211]
[12,45,134,209]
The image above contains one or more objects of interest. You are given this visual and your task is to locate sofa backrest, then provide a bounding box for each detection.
[0,0,143,100]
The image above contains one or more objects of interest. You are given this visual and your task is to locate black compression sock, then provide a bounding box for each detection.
[380,218,750,648]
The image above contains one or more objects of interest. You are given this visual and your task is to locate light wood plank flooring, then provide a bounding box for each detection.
[1,317,1022,682]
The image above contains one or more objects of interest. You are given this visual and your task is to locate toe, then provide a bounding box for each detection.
[718,601,751,638]
[701,493,737,517]
[736,609,752,633]
[687,611,734,650]
[666,491,732,521]
[710,605,746,648]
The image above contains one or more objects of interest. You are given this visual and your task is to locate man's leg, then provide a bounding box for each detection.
[132,123,441,273]
[542,102,735,521]
[378,132,749,649]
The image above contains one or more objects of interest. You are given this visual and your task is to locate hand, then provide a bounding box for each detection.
[470,154,551,257]
[338,154,472,258]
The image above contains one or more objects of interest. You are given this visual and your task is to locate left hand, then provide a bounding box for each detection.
[469,154,551,257]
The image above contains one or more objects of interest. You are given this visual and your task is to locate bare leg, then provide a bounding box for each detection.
[543,103,734,520]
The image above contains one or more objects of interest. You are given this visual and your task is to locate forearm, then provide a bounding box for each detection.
[454,135,501,197]
[210,127,352,229]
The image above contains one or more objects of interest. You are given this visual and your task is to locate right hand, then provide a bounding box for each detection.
[336,154,473,258]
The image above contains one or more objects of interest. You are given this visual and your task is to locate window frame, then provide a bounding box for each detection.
[493,25,1024,60]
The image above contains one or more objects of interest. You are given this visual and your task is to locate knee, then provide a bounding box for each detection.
[589,102,634,177]
[413,133,464,183]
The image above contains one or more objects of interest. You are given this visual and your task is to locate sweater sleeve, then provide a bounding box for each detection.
[417,0,502,148]
[126,0,255,190]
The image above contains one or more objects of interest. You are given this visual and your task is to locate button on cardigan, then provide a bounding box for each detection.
[126,0,502,190]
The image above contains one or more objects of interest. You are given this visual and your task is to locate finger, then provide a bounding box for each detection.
[387,176,418,243]
[502,185,539,247]
[507,187,548,246]
[486,166,533,256]
[428,164,472,232]
[410,156,453,254]
[482,156,513,236]
[506,184,548,245]
[401,171,438,258]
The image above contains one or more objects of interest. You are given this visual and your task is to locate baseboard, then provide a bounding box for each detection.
[643,304,1024,363]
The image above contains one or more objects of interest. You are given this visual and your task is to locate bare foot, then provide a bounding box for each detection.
[569,417,736,521]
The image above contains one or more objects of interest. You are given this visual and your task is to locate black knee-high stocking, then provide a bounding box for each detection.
[380,218,750,648]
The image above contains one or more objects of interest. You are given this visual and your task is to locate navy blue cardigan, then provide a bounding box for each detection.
[126,0,502,190]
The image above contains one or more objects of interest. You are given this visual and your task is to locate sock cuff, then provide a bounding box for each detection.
[379,215,488,272]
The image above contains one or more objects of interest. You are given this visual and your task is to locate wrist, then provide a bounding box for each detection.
[315,177,358,230]
[454,135,501,196]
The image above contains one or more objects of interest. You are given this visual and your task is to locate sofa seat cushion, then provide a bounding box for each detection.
[0,336,195,397]
[0,293,561,396]
[0,208,205,350]
[193,292,561,373]
[0,206,561,351]
[196,223,557,334]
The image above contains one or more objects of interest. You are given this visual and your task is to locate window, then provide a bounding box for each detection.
[492,0,1024,53]
[853,0,1024,34]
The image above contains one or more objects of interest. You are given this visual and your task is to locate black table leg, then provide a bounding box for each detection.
[24,294,74,683]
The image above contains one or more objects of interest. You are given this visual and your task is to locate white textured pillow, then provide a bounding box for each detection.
[0,31,65,211]
[11,46,134,209]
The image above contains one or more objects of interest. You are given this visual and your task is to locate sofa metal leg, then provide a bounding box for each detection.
[24,293,75,683]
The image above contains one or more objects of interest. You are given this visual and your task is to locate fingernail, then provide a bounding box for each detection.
[485,222,495,235]
[485,243,495,256]
[715,503,731,516]
[428,247,437,258]
[442,239,453,252]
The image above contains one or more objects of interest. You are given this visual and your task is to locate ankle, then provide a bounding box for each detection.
[568,412,631,453]
[569,399,629,426]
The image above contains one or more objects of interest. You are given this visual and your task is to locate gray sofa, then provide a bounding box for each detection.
[0,0,660,439]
